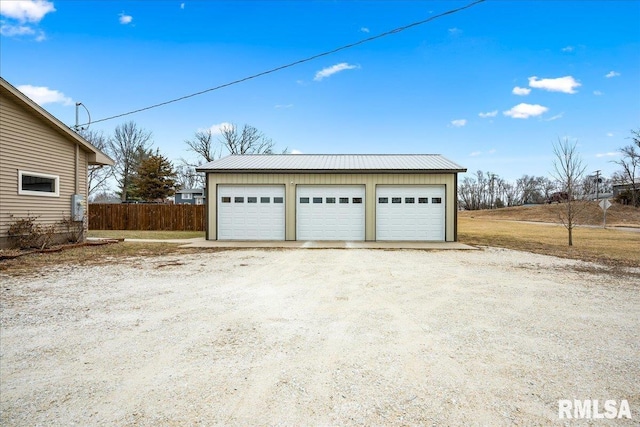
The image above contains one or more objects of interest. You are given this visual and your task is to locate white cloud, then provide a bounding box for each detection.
[595,152,619,158]
[0,23,35,36]
[450,119,467,127]
[274,104,293,109]
[607,132,614,137]
[314,63,359,81]
[605,71,620,78]
[478,110,498,118]
[448,27,462,35]
[470,151,481,157]
[503,103,548,119]
[180,3,185,9]
[16,84,73,106]
[544,112,564,121]
[360,27,369,33]
[205,122,233,135]
[561,46,574,52]
[119,12,133,25]
[593,90,603,96]
[0,0,55,23]
[512,86,531,96]
[290,149,303,155]
[528,75,581,94]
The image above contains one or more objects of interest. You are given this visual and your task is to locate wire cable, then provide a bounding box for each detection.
[83,0,485,126]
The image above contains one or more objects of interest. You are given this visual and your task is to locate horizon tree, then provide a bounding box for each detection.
[551,138,587,246]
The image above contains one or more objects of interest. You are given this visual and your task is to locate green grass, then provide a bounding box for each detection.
[87,230,205,240]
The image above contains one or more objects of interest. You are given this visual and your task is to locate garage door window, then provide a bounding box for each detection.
[392,197,401,204]
[432,197,442,204]
[235,197,244,203]
[313,197,323,203]
[352,197,363,204]
[405,197,415,204]
[326,197,336,203]
[222,197,231,203]
[274,197,283,203]
[300,197,309,203]
[261,197,270,203]
[248,197,257,203]
[378,197,388,203]
[340,197,349,204]
[418,197,428,204]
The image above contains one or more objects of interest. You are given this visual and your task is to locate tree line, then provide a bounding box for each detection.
[458,130,639,210]
[83,121,284,202]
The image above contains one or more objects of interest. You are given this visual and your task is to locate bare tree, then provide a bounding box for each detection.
[612,128,640,207]
[185,129,219,163]
[108,121,153,201]
[220,123,286,155]
[80,129,113,196]
[175,164,205,190]
[551,138,587,246]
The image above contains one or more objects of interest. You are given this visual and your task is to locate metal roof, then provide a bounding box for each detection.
[196,154,466,173]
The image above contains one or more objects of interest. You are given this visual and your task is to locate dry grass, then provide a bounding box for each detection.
[0,242,202,276]
[460,202,640,228]
[87,230,205,240]
[459,217,640,267]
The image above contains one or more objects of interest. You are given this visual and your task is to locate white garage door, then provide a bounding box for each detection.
[218,185,285,240]
[297,185,365,241]
[376,185,445,241]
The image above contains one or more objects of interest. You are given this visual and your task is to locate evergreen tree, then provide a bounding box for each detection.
[130,150,177,202]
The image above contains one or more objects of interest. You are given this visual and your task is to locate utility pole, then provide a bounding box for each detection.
[594,170,601,201]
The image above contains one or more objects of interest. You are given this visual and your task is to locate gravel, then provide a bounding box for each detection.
[1,247,638,426]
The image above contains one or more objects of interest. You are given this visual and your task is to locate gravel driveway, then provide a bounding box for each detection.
[1,248,638,426]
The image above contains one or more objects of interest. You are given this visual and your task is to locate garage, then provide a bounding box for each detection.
[376,185,445,241]
[217,185,285,240]
[198,154,466,242]
[296,185,365,240]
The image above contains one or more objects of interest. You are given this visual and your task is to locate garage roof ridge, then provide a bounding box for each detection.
[197,154,466,173]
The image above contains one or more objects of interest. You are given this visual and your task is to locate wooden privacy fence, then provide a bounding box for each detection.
[88,204,206,231]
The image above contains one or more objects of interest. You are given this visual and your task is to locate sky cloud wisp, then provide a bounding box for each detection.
[0,0,55,23]
[119,12,133,25]
[314,63,359,81]
[605,71,620,78]
[528,76,581,94]
[16,84,73,106]
[450,119,467,127]
[595,152,619,158]
[360,27,369,33]
[478,110,498,118]
[206,122,233,135]
[512,86,531,96]
[503,103,548,119]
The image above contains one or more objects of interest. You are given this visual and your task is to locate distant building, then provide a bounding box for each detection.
[612,181,640,198]
[175,188,205,205]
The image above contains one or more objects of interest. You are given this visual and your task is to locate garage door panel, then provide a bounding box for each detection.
[376,186,445,241]
[218,185,285,240]
[297,186,365,241]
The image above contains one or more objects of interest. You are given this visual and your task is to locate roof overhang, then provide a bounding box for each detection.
[0,77,114,166]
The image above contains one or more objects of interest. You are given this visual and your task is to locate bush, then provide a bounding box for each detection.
[7,215,56,250]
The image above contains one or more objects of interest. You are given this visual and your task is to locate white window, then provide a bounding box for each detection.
[18,170,59,197]
[182,193,192,200]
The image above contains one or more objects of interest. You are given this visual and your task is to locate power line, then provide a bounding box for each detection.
[84,0,486,126]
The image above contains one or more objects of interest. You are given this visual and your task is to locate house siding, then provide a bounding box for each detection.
[205,173,457,241]
[0,89,89,247]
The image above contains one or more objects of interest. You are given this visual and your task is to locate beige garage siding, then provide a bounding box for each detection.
[206,173,457,241]
[0,92,88,242]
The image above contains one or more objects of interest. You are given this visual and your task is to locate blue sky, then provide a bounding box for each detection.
[1,0,639,181]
